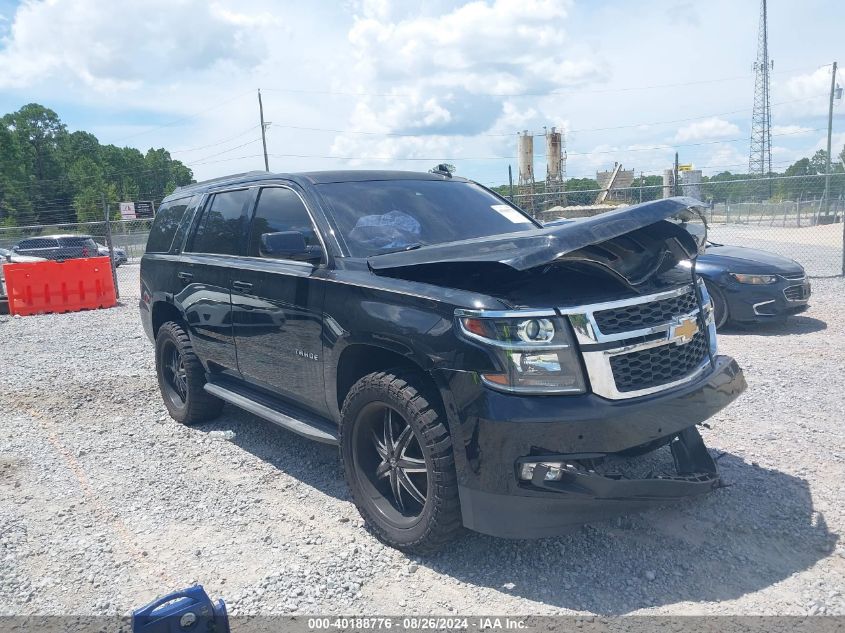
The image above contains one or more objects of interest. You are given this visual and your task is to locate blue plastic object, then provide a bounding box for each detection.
[132,585,229,633]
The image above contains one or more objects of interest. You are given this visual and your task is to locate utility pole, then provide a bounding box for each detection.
[639,171,644,203]
[508,165,514,201]
[823,61,837,216]
[258,89,269,172]
[674,153,680,197]
[102,193,119,299]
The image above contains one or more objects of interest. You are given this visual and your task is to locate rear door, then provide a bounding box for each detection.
[230,185,327,413]
[179,188,253,376]
[57,236,96,259]
[140,194,198,340]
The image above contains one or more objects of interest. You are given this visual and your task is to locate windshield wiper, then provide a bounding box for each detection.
[378,242,424,255]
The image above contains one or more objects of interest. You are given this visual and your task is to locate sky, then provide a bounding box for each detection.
[0,0,843,187]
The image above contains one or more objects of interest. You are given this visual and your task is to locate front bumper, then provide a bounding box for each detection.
[442,355,745,538]
[721,274,811,322]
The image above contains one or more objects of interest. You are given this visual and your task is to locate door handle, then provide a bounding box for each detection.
[177,271,193,282]
[232,280,253,292]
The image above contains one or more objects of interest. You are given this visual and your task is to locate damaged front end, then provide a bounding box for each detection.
[367,196,746,537]
[517,426,719,500]
[367,196,707,296]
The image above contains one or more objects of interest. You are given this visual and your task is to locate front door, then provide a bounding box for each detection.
[230,185,327,414]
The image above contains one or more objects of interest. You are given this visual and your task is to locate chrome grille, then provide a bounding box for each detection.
[783,284,808,301]
[593,288,698,335]
[560,282,716,400]
[781,273,806,281]
[609,330,709,393]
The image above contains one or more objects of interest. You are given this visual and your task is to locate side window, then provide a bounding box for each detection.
[188,189,250,255]
[247,187,320,258]
[146,197,192,253]
[19,238,57,249]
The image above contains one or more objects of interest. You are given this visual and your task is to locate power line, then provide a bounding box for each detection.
[254,95,825,140]
[260,65,818,99]
[102,89,254,145]
[169,125,260,153]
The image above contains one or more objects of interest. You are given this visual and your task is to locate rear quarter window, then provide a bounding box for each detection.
[146,197,193,253]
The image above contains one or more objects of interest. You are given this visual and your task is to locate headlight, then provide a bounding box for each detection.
[698,280,718,355]
[457,312,586,394]
[730,273,777,285]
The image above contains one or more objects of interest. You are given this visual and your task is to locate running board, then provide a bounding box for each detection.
[203,382,339,445]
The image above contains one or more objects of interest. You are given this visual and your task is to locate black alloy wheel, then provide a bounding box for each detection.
[340,371,463,552]
[161,339,188,407]
[355,403,429,520]
[154,321,223,424]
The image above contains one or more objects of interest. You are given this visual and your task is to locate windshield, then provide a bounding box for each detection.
[317,180,538,257]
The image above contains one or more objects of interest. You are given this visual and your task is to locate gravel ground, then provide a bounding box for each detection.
[1,279,843,617]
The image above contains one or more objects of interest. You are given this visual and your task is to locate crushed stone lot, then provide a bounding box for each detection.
[1,279,844,617]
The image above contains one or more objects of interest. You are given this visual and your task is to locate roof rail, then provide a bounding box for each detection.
[173,171,268,193]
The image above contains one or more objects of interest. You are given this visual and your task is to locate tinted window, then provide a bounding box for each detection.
[317,180,537,257]
[247,188,319,258]
[18,238,58,249]
[146,197,192,253]
[58,237,94,246]
[188,189,250,255]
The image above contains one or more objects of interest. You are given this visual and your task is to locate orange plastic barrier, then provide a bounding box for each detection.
[3,256,117,316]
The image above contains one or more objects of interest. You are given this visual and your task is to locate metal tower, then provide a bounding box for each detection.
[748,0,773,186]
[544,127,567,207]
[517,131,536,215]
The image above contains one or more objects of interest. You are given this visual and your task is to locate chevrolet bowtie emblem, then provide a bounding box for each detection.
[669,317,699,344]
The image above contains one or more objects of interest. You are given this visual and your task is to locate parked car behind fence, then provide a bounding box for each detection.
[13,234,99,261]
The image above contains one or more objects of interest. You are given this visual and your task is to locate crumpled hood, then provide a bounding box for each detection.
[700,245,803,274]
[367,196,705,274]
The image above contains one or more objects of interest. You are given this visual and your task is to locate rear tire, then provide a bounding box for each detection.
[155,321,223,424]
[340,371,463,553]
[704,280,729,330]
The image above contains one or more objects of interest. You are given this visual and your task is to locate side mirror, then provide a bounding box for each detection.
[260,231,322,263]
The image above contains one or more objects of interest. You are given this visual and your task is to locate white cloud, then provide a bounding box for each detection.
[330,0,605,162]
[0,0,269,91]
[771,124,814,137]
[0,0,839,186]
[703,145,746,173]
[776,67,835,117]
[673,117,741,143]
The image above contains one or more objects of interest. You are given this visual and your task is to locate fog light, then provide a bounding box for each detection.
[519,461,568,481]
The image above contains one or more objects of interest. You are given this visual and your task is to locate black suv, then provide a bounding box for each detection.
[140,170,746,552]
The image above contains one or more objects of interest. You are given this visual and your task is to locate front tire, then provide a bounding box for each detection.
[155,321,223,424]
[340,372,463,553]
[704,280,729,330]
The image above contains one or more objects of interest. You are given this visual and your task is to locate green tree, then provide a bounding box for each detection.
[809,150,828,175]
[2,103,70,223]
[0,103,194,227]
[564,177,600,206]
[0,124,34,225]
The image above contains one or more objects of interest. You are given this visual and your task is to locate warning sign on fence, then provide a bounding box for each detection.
[119,202,136,219]
[134,201,156,218]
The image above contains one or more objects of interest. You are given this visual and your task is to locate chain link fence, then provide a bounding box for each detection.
[2,172,843,310]
[0,218,151,301]
[514,173,845,277]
